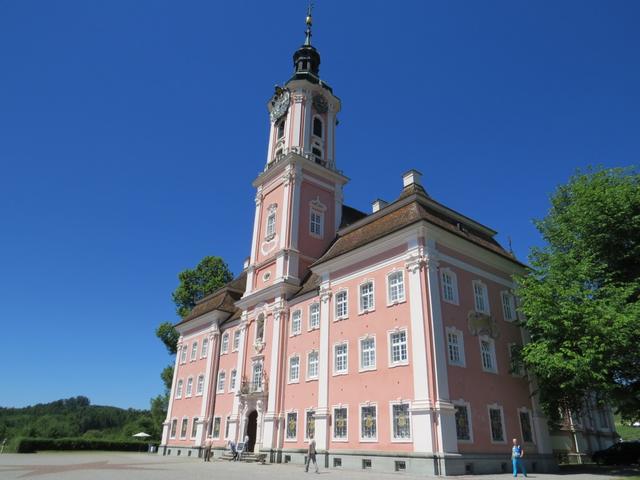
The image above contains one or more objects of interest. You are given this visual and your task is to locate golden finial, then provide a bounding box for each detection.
[304,2,314,46]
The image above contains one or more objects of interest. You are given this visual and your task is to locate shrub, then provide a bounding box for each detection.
[15,437,152,453]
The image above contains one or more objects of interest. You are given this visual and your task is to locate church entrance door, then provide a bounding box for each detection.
[246,410,258,452]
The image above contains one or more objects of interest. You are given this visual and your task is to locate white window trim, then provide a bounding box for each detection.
[212,416,221,439]
[517,407,536,444]
[304,408,316,441]
[221,333,229,354]
[389,401,412,442]
[180,416,189,439]
[358,279,376,314]
[446,326,466,368]
[229,369,237,392]
[334,289,349,321]
[359,402,379,443]
[254,313,266,345]
[487,404,507,444]
[180,346,187,364]
[501,291,517,322]
[453,400,474,443]
[284,410,298,442]
[190,417,199,439]
[232,330,240,352]
[224,414,232,440]
[175,379,183,399]
[196,374,204,396]
[288,355,300,384]
[473,280,490,314]
[201,338,209,358]
[306,350,319,381]
[312,114,324,139]
[479,335,498,374]
[358,334,377,372]
[190,342,198,361]
[386,269,406,306]
[290,309,302,336]
[169,418,178,439]
[216,370,226,393]
[332,341,349,376]
[331,404,349,442]
[309,209,324,239]
[308,303,320,331]
[265,204,277,241]
[441,268,460,305]
[387,328,409,367]
[185,376,193,397]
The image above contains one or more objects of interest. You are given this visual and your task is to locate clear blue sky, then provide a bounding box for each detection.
[1,1,638,410]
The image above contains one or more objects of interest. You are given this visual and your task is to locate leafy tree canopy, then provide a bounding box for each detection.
[172,256,234,318]
[516,167,640,423]
[156,322,180,356]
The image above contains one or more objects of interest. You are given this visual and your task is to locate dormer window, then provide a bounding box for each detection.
[313,117,323,138]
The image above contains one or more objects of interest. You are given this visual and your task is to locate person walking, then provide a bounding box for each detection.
[305,439,319,473]
[511,438,527,477]
[229,440,238,461]
[204,437,213,462]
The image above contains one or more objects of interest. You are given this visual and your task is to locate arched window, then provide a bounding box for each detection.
[265,205,277,239]
[256,314,265,343]
[277,119,286,139]
[313,117,323,138]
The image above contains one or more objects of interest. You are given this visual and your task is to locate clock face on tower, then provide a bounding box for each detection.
[270,89,290,123]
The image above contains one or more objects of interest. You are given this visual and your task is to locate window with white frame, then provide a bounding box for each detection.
[191,417,199,438]
[359,281,374,312]
[441,269,459,304]
[391,403,411,440]
[225,416,231,439]
[446,328,465,367]
[519,409,534,443]
[230,369,237,391]
[221,333,229,353]
[233,330,240,351]
[255,314,265,343]
[212,417,221,439]
[180,418,188,438]
[489,406,505,442]
[334,342,348,374]
[333,407,348,440]
[186,377,193,396]
[191,342,198,361]
[286,412,297,440]
[335,290,348,319]
[175,379,183,398]
[252,361,263,391]
[454,403,472,441]
[180,345,187,364]
[289,356,300,382]
[201,337,209,357]
[473,280,490,313]
[309,303,320,329]
[169,419,177,438]
[360,336,376,371]
[265,206,276,240]
[307,351,319,379]
[387,271,405,304]
[501,291,517,321]
[509,343,524,376]
[305,410,315,440]
[196,375,204,395]
[276,118,285,139]
[360,404,377,441]
[310,210,323,237]
[480,337,497,373]
[389,330,408,365]
[291,309,301,335]
[217,371,225,393]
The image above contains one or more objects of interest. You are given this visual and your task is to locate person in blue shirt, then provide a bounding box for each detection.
[511,438,527,477]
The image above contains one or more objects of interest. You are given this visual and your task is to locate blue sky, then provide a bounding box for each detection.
[1,1,638,410]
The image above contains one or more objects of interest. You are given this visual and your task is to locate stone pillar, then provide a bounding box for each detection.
[315,283,332,451]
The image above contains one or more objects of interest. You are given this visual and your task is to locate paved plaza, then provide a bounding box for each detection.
[0,452,637,480]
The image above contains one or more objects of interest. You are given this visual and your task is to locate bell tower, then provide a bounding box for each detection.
[243,7,348,299]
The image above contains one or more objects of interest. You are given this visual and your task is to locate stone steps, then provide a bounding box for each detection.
[219,451,267,463]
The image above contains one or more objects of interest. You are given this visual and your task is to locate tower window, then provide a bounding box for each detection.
[277,119,285,139]
[313,117,323,138]
[265,204,277,240]
[312,147,322,159]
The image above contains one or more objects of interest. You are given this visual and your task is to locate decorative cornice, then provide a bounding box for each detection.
[405,254,426,274]
[319,287,332,304]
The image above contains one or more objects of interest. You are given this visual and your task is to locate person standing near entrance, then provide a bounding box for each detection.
[511,438,527,477]
[305,439,319,473]
[204,437,213,462]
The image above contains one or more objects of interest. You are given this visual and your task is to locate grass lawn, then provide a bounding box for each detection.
[615,414,640,441]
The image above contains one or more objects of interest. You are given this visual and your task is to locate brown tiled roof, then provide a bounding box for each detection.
[294,271,321,298]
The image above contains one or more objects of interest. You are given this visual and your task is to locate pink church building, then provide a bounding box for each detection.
[160,13,616,475]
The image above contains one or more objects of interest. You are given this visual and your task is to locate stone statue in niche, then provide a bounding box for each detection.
[467,311,500,339]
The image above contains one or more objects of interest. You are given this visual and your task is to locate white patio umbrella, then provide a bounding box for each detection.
[132,432,151,438]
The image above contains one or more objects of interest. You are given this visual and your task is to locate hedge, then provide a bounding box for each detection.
[15,437,154,453]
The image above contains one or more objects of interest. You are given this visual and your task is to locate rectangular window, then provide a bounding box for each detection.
[333,407,348,439]
[225,416,231,439]
[176,380,183,398]
[334,343,348,374]
[217,371,225,393]
[196,375,204,395]
[359,281,374,312]
[307,351,319,379]
[221,334,229,353]
[454,405,471,441]
[180,418,188,438]
[448,332,462,365]
[201,338,209,357]
[387,271,405,303]
[442,270,458,304]
[305,410,315,440]
[392,403,411,440]
[389,330,408,365]
[212,417,221,439]
[361,405,377,440]
[289,356,300,382]
[252,361,263,391]
[489,407,505,442]
[473,281,489,314]
[309,303,320,329]
[360,337,376,370]
[180,346,187,364]
[266,212,276,239]
[233,330,240,351]
[291,310,301,335]
[186,377,193,396]
[519,410,534,443]
[502,292,517,321]
[335,291,348,319]
[286,412,297,440]
[230,370,237,390]
[481,338,497,373]
[170,419,177,438]
[191,417,199,438]
[191,342,198,361]
[310,210,323,236]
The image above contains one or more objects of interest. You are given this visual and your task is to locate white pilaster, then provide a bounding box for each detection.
[262,303,285,450]
[279,166,293,251]
[290,163,303,251]
[199,329,219,419]
[315,282,332,451]
[164,339,183,427]
[291,92,304,150]
[230,314,249,442]
[249,187,264,267]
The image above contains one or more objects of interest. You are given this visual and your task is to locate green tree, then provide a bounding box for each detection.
[156,322,179,356]
[172,256,234,318]
[516,167,640,423]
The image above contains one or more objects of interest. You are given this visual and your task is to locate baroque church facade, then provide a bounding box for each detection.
[160,12,616,475]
